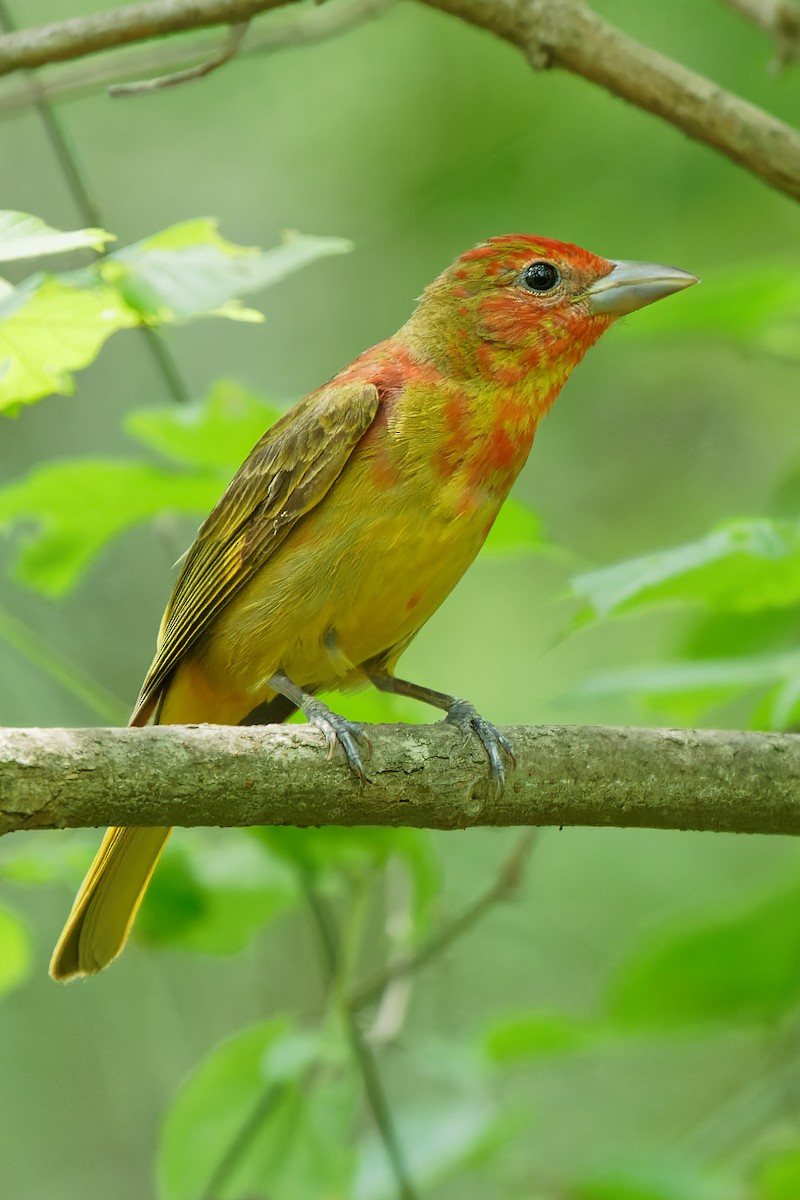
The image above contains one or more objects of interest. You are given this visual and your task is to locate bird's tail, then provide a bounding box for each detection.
[49,825,171,981]
[49,687,298,982]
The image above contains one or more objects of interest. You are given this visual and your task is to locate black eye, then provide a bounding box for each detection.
[521,261,560,293]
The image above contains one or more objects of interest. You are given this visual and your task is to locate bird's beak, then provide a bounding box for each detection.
[585,259,699,317]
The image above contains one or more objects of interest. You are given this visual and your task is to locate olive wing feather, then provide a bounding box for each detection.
[131,381,380,724]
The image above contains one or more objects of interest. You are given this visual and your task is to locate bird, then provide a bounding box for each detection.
[50,234,697,980]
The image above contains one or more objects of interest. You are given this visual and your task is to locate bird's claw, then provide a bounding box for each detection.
[303,699,369,781]
[445,700,515,799]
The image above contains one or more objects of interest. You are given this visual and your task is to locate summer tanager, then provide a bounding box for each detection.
[50,235,696,980]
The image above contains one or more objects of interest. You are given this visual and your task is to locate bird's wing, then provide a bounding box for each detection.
[131,380,380,724]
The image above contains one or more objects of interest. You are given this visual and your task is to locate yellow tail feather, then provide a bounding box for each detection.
[49,826,172,982]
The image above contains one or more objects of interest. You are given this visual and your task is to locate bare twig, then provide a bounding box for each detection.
[0,0,394,115]
[721,0,800,68]
[2,723,799,838]
[352,831,537,1014]
[108,19,249,95]
[0,0,298,74]
[198,1079,289,1200]
[298,869,420,1200]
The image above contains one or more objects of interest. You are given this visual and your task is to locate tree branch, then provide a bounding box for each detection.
[0,0,798,201]
[721,0,800,69]
[0,0,393,114]
[0,0,298,75]
[107,18,249,96]
[2,723,799,838]
[421,0,800,203]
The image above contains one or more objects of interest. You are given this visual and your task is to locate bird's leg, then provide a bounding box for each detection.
[366,669,515,798]
[267,671,368,781]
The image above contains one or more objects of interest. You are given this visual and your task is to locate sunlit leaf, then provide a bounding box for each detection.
[608,880,800,1029]
[159,1017,356,1200]
[0,904,32,996]
[125,379,283,470]
[0,210,113,263]
[104,220,351,322]
[138,830,299,954]
[0,459,220,594]
[0,219,349,411]
[574,519,800,620]
[0,275,136,411]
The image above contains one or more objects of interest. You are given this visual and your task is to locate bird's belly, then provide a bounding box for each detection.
[195,470,500,699]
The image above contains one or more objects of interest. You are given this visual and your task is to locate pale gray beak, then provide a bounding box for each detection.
[585,259,698,317]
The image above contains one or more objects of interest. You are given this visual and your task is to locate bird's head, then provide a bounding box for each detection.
[405,234,697,388]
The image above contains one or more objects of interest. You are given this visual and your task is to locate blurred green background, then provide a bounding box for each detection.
[1,1,800,1198]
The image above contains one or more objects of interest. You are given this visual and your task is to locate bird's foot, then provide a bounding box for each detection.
[302,698,369,781]
[445,700,515,799]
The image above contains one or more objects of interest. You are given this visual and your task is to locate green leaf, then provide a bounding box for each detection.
[125,380,283,470]
[104,220,351,322]
[0,274,136,411]
[573,519,800,620]
[571,1163,736,1200]
[137,831,299,954]
[760,672,800,731]
[159,1018,357,1200]
[254,825,399,875]
[0,459,221,595]
[755,1145,800,1200]
[482,498,544,555]
[0,904,32,996]
[578,653,800,724]
[483,1011,595,1062]
[252,825,440,940]
[608,880,800,1030]
[0,219,349,411]
[0,211,113,263]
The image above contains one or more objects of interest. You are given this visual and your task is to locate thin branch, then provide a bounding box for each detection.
[108,19,248,95]
[298,868,420,1200]
[198,1079,288,1200]
[0,0,394,115]
[0,0,798,201]
[351,831,537,1013]
[0,0,298,75]
[421,0,800,204]
[721,0,800,68]
[2,723,799,838]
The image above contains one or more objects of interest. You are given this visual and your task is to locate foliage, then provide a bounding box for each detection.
[1,24,799,1189]
[0,213,349,412]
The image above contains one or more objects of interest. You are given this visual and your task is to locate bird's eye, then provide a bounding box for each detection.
[521,261,561,293]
